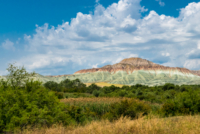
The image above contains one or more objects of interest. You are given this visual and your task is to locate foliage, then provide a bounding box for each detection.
[3,63,200,132]
[44,81,61,92]
[65,93,94,98]
[161,89,200,116]
[6,63,36,89]
[104,99,151,121]
[0,64,83,132]
[87,83,101,94]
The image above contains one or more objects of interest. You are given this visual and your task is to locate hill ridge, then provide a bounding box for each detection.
[75,57,196,76]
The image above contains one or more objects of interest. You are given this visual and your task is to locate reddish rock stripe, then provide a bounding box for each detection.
[74,57,197,76]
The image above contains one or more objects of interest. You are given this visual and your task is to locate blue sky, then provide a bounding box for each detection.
[1,0,200,75]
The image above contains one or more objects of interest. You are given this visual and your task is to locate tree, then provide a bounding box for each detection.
[87,83,101,94]
[0,64,77,132]
[6,63,36,89]
[44,81,60,91]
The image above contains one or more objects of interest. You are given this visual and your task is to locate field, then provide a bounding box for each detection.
[85,82,125,87]
[60,97,131,104]
[22,115,200,134]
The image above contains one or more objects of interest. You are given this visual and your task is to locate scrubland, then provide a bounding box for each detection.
[2,64,200,134]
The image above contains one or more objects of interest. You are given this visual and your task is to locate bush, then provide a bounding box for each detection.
[0,83,76,132]
[44,81,60,92]
[54,91,64,99]
[161,101,177,116]
[104,99,151,121]
[118,90,127,97]
[86,83,101,94]
[0,64,83,132]
[92,90,100,97]
[160,89,200,116]
[162,83,175,91]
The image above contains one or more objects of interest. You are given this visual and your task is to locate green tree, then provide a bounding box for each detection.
[0,64,78,132]
[6,63,36,89]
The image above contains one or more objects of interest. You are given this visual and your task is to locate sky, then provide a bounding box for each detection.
[1,0,200,75]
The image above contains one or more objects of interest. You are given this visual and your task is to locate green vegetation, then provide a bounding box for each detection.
[0,64,78,133]
[44,79,200,117]
[1,64,200,133]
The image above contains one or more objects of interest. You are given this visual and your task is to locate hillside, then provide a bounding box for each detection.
[34,57,200,86]
[1,57,200,86]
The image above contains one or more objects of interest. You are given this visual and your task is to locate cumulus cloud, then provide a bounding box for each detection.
[1,39,15,51]
[3,0,200,74]
[92,64,98,68]
[155,0,165,6]
[184,59,200,70]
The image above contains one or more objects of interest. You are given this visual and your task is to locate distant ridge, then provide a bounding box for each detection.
[46,74,71,78]
[2,57,200,86]
[75,57,195,76]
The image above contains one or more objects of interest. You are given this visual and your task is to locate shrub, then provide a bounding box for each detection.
[92,90,100,97]
[160,101,177,116]
[160,89,200,116]
[54,91,64,99]
[0,64,81,132]
[162,83,175,91]
[44,81,60,92]
[118,90,127,97]
[104,99,151,121]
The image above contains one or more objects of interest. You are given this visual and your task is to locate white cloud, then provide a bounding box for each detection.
[155,0,165,6]
[162,52,170,57]
[1,39,15,51]
[140,6,148,12]
[184,59,200,70]
[198,41,200,49]
[92,64,98,68]
[3,0,200,74]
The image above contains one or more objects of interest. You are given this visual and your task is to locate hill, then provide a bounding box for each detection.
[1,57,200,86]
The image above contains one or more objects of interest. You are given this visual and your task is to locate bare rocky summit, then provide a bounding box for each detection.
[191,70,200,76]
[75,57,195,76]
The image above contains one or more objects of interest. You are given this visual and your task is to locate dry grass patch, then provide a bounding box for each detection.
[22,115,200,134]
[60,97,132,105]
[85,82,125,87]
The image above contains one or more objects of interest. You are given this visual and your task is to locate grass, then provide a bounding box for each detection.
[85,82,125,87]
[64,93,94,98]
[21,115,200,134]
[60,97,132,105]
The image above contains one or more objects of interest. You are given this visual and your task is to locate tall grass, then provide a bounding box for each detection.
[60,97,160,116]
[60,97,132,105]
[64,93,94,98]
[61,97,134,120]
[22,115,200,134]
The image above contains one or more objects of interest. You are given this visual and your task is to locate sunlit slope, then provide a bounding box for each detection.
[75,70,200,86]
[32,70,200,86]
[85,82,124,87]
